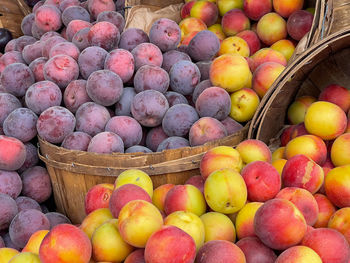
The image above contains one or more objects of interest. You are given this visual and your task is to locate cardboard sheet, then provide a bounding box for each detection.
[125,0,183,33]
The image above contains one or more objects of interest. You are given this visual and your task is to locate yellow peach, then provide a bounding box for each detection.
[252,62,285,98]
[179,17,207,40]
[200,212,236,242]
[114,169,153,198]
[164,184,207,217]
[270,39,295,62]
[276,187,319,226]
[217,0,244,16]
[272,147,285,161]
[118,200,163,248]
[236,139,272,164]
[324,165,350,208]
[273,0,304,18]
[328,207,350,244]
[208,24,226,41]
[304,101,347,140]
[235,202,263,239]
[250,48,287,72]
[313,193,336,228]
[210,54,251,92]
[0,248,19,263]
[243,0,272,21]
[255,199,307,250]
[257,12,287,45]
[219,36,250,57]
[80,208,113,239]
[91,219,133,262]
[272,158,287,176]
[204,168,247,214]
[180,1,195,19]
[152,184,175,213]
[275,246,322,263]
[22,230,49,255]
[39,224,92,263]
[287,96,317,125]
[7,252,40,263]
[85,183,114,214]
[190,1,219,27]
[282,154,324,194]
[230,88,260,122]
[221,9,250,36]
[331,133,350,167]
[144,226,196,262]
[200,145,243,180]
[164,211,205,250]
[285,134,327,165]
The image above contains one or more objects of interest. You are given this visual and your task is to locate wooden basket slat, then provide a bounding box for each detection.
[309,0,350,46]
[327,0,350,34]
[15,0,32,15]
[0,1,25,15]
[0,14,25,38]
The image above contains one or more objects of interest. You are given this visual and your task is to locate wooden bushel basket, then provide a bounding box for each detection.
[38,126,248,224]
[248,28,350,145]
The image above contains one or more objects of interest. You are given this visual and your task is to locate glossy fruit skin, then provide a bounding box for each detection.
[0,29,13,53]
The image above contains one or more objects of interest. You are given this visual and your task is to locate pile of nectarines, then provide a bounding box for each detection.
[179,0,315,124]
[1,0,349,262]
[0,0,316,159]
[5,121,349,262]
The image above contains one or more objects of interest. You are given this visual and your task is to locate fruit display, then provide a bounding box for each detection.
[179,0,314,116]
[0,0,315,157]
[0,0,350,262]
[2,130,350,262]
[4,77,350,262]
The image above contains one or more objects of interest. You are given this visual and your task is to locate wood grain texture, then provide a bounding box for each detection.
[0,0,31,38]
[308,0,350,46]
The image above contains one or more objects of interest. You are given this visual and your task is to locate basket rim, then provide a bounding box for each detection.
[37,123,248,175]
[38,123,248,157]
